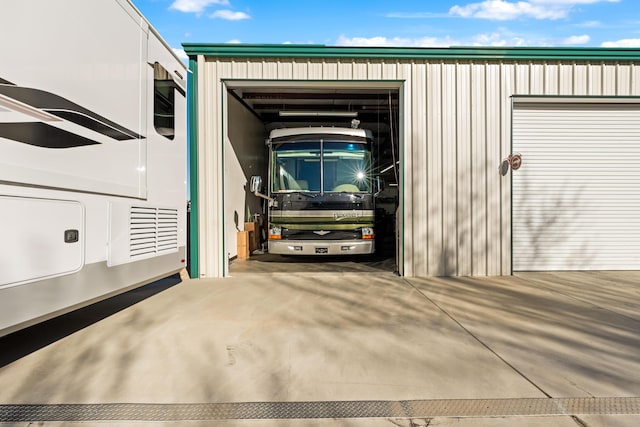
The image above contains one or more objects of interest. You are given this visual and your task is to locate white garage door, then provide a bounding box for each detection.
[512,101,640,271]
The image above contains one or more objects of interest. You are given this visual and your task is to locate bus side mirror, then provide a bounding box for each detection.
[250,175,277,207]
[250,176,262,193]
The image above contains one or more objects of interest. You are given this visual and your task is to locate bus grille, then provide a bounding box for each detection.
[283,229,361,240]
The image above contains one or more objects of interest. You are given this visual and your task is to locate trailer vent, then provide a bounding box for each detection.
[129,207,178,258]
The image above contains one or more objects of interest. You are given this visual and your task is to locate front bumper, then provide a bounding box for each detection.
[268,239,374,255]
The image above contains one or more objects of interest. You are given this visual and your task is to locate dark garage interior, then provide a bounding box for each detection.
[225,84,401,275]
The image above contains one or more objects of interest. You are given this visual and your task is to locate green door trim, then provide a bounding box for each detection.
[188,57,199,278]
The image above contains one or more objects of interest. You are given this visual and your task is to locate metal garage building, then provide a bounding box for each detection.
[184,44,640,278]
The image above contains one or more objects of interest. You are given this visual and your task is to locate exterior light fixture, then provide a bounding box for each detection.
[279,111,358,118]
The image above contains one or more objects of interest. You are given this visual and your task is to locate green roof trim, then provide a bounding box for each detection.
[182,44,640,61]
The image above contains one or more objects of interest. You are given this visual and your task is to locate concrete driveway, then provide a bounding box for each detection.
[0,271,639,426]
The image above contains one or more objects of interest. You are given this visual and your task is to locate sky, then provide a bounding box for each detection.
[130,0,640,61]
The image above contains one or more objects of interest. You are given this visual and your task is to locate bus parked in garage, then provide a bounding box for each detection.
[251,126,378,256]
[0,0,187,336]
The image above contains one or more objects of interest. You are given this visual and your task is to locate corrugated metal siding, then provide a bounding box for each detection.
[512,103,640,270]
[195,56,640,277]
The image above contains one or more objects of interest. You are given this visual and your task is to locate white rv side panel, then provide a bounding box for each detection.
[0,0,147,198]
[0,196,84,287]
[0,0,187,336]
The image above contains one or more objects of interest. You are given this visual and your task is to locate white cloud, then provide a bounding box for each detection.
[561,34,590,44]
[601,38,640,47]
[533,0,618,4]
[575,20,602,27]
[449,0,619,21]
[335,35,457,47]
[470,31,555,46]
[336,33,531,47]
[209,10,250,20]
[334,31,596,48]
[283,41,318,45]
[172,48,189,61]
[472,32,515,45]
[470,32,595,46]
[170,0,229,13]
[450,1,567,20]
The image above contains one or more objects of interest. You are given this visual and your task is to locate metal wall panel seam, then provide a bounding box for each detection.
[230,60,243,79]
[398,64,412,277]
[456,63,472,275]
[211,60,225,277]
[509,96,514,274]
[367,61,382,80]
[514,63,528,94]
[574,63,587,95]
[414,62,429,276]
[546,63,558,95]
[382,62,397,80]
[200,60,213,277]
[216,61,228,276]
[200,56,214,278]
[559,63,573,96]
[603,63,616,94]
[486,63,501,275]
[323,60,338,80]
[471,63,487,275]
[530,63,543,94]
[442,62,458,275]
[425,62,441,275]
[501,64,515,275]
[219,64,232,276]
[262,60,276,80]
[220,78,227,276]
[617,64,629,96]
[496,62,505,275]
[336,59,352,80]
[307,59,320,80]
[352,59,364,80]
[277,60,293,80]
[469,64,478,275]
[594,64,603,96]
[250,59,262,79]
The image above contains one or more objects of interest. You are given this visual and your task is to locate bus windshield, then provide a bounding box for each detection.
[272,140,372,193]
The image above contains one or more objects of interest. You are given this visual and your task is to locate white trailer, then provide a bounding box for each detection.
[0,0,187,336]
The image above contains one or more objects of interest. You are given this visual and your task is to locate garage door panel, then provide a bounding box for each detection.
[512,102,640,271]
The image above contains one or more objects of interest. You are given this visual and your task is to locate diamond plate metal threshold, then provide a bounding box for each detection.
[1,398,639,422]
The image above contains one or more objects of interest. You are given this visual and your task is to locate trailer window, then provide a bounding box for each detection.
[153,62,175,140]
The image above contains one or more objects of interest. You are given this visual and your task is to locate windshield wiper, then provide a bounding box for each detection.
[290,191,319,198]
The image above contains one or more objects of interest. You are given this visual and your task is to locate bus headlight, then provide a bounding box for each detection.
[361,227,374,240]
[269,226,282,240]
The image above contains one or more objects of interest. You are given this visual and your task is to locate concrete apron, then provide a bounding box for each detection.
[0,271,639,426]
